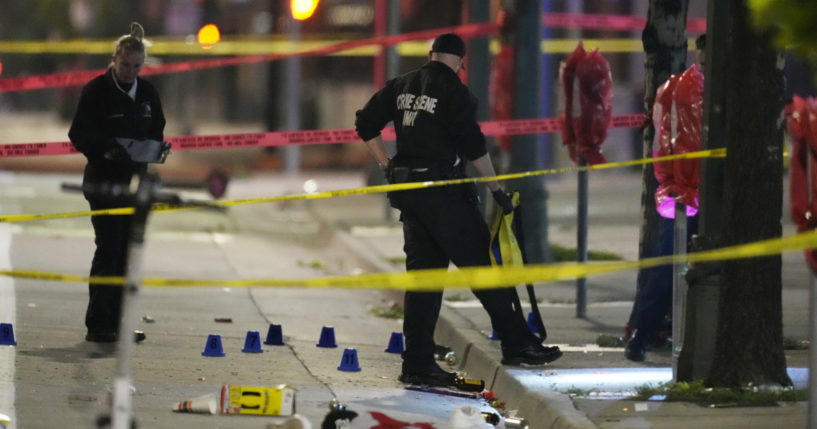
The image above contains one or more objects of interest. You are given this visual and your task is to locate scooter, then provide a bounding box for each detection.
[63,172,219,429]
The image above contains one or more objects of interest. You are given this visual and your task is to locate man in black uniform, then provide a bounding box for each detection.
[355,33,562,387]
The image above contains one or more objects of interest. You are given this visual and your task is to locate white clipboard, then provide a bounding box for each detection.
[115,138,170,163]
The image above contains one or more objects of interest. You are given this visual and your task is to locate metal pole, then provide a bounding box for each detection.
[810,273,817,429]
[110,175,155,429]
[809,145,816,429]
[386,0,400,78]
[111,245,143,429]
[576,160,588,318]
[569,0,586,319]
[379,0,400,221]
[510,0,549,265]
[284,18,301,175]
[672,202,687,381]
[373,0,387,90]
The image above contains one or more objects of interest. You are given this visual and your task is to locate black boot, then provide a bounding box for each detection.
[399,362,457,387]
[625,335,646,362]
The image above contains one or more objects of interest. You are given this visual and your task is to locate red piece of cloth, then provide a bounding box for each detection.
[788,95,817,272]
[560,42,613,165]
[653,64,704,216]
[368,411,436,429]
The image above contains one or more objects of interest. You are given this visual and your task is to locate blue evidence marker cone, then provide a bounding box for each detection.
[490,330,499,340]
[264,324,285,346]
[241,331,263,353]
[317,326,337,348]
[202,334,225,357]
[527,312,538,334]
[337,348,361,372]
[0,323,17,346]
[384,332,404,354]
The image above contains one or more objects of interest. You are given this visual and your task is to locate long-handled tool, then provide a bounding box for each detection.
[510,206,548,342]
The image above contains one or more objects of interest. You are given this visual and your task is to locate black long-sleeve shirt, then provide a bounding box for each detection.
[69,67,165,185]
[355,61,487,167]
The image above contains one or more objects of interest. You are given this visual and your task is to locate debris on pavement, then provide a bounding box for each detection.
[265,414,312,429]
[433,344,452,361]
[172,393,217,415]
[404,385,482,400]
[447,405,494,428]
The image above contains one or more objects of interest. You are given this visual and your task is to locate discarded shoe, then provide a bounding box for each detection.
[85,331,117,343]
[625,339,646,362]
[321,410,358,429]
[501,343,562,366]
[399,363,457,387]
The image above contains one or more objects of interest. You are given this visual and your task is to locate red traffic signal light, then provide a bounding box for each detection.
[197,24,221,49]
[291,0,319,20]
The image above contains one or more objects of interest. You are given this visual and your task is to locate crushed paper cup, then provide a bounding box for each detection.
[265,414,312,429]
[173,393,217,415]
[447,405,493,429]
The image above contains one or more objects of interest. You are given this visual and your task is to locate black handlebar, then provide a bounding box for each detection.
[61,175,225,212]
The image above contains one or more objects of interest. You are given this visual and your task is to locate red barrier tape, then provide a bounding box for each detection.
[543,12,706,32]
[0,12,706,93]
[0,114,646,158]
[0,23,498,93]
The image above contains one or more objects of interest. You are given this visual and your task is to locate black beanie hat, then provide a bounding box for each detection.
[431,33,466,57]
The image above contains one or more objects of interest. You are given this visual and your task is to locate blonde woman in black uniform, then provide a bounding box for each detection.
[69,22,166,343]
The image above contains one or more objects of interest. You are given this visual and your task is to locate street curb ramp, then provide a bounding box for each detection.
[437,307,597,429]
[491,369,596,429]
[311,204,597,429]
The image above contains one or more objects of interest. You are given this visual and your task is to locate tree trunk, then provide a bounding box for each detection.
[706,0,789,387]
[632,0,689,335]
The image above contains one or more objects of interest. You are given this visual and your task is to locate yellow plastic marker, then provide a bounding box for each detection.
[220,384,295,416]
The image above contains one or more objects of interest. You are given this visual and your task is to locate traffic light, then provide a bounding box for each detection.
[197,24,221,49]
[291,0,319,20]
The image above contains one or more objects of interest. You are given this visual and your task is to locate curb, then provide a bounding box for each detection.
[491,369,597,429]
[438,307,597,429]
[312,203,598,429]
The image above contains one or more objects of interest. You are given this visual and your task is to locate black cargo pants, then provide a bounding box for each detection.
[393,181,535,370]
[85,195,132,335]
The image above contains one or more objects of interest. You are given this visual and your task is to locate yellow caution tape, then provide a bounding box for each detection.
[0,148,725,223]
[1,226,814,290]
[0,37,697,56]
[0,205,194,223]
